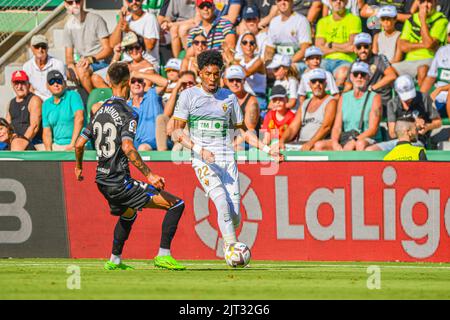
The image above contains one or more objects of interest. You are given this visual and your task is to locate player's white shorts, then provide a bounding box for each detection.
[192,158,240,202]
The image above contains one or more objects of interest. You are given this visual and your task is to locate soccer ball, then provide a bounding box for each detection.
[224,242,251,268]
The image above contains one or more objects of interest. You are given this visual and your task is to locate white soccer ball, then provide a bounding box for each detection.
[224,242,251,268]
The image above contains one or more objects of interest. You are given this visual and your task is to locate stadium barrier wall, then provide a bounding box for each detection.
[1,158,450,262]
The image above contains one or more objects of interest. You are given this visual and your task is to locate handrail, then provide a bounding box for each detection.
[0,2,65,68]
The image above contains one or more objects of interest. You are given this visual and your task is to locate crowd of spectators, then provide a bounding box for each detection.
[2,0,450,152]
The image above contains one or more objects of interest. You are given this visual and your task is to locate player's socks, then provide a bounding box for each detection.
[159,200,185,251]
[110,254,122,265]
[157,248,171,256]
[111,213,137,257]
[210,187,237,246]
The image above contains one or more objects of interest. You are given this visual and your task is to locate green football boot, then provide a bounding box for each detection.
[154,255,186,270]
[104,261,135,270]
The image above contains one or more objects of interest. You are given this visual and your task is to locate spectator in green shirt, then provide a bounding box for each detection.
[42,70,85,151]
[315,0,362,89]
[393,0,448,86]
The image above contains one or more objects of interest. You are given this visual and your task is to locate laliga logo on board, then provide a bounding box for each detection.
[193,173,262,257]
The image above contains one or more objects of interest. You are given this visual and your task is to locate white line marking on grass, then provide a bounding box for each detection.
[1,261,450,270]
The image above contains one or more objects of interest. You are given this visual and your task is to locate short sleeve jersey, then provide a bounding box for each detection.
[267,12,312,56]
[81,98,138,186]
[173,86,243,161]
[316,12,362,62]
[400,11,449,61]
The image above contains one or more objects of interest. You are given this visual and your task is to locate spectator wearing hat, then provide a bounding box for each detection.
[264,0,312,74]
[6,71,43,150]
[186,0,236,56]
[235,5,268,58]
[22,34,65,101]
[63,0,112,93]
[232,31,267,111]
[0,118,36,151]
[383,117,428,161]
[224,65,260,150]
[261,84,296,145]
[315,0,362,89]
[162,58,182,105]
[372,6,403,63]
[298,46,339,105]
[315,62,383,151]
[367,75,442,150]
[394,0,448,86]
[110,0,160,71]
[42,70,85,151]
[280,68,337,151]
[421,24,450,119]
[268,54,299,110]
[361,0,414,31]
[345,32,397,111]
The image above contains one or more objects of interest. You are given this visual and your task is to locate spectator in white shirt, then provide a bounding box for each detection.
[264,0,312,74]
[23,34,65,101]
[110,0,161,71]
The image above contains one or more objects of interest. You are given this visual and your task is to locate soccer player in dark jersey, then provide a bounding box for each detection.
[74,62,186,271]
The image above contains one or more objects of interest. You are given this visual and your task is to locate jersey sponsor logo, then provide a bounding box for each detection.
[198,120,224,131]
[129,120,137,134]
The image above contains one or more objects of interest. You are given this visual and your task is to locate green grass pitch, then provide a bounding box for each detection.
[1,259,450,299]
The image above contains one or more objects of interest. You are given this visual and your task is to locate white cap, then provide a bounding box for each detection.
[351,62,371,75]
[165,58,182,71]
[305,46,323,59]
[394,75,417,101]
[377,5,397,19]
[309,68,327,81]
[354,32,372,46]
[225,65,246,80]
[267,54,291,69]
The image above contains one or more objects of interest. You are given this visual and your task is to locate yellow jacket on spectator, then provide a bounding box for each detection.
[383,141,427,161]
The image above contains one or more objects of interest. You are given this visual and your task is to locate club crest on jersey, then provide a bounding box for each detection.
[222,103,229,113]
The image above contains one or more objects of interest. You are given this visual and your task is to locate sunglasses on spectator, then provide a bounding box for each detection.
[352,71,368,78]
[126,45,142,52]
[48,78,63,85]
[13,81,28,86]
[228,78,243,83]
[131,78,144,84]
[65,0,81,5]
[193,40,207,46]
[199,2,213,9]
[33,43,48,50]
[126,0,142,3]
[356,44,370,50]
[419,0,432,4]
[242,40,256,46]
[310,79,325,85]
[181,81,195,88]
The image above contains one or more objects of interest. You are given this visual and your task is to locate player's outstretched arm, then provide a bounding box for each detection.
[121,139,165,190]
[236,124,283,162]
[172,119,215,163]
[74,135,88,181]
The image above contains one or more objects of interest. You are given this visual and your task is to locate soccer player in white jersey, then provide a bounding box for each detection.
[172,50,281,254]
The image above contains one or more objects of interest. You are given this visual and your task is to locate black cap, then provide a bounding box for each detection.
[47,70,64,82]
[270,85,287,99]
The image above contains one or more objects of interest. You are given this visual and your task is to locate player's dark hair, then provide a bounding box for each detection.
[108,62,130,86]
[197,50,224,72]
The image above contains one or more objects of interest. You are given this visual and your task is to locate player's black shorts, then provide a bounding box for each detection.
[97,177,160,216]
